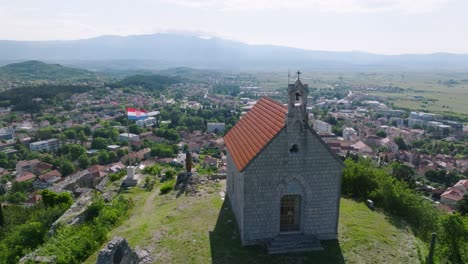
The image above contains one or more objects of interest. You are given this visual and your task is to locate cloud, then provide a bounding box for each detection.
[160,0,452,13]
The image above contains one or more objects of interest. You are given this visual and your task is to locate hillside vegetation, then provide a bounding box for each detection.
[0,61,97,82]
[108,74,183,91]
[83,180,426,264]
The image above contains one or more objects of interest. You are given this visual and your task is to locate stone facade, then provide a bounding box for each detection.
[226,79,343,247]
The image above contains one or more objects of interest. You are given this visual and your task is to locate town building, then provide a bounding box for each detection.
[313,120,332,134]
[224,79,343,253]
[29,138,60,152]
[342,127,358,141]
[207,122,226,134]
[136,117,156,128]
[440,179,468,205]
[119,133,140,142]
[16,159,41,175]
[0,127,14,141]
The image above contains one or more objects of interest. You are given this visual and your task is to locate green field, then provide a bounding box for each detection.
[84,180,427,264]
[254,71,468,115]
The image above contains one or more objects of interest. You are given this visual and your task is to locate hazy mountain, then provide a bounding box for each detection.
[1,34,468,71]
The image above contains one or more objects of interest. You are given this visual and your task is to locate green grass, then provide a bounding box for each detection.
[83,182,427,264]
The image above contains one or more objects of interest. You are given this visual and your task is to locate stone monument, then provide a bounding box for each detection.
[121,166,140,187]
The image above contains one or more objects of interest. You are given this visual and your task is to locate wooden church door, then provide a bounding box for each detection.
[280,195,301,232]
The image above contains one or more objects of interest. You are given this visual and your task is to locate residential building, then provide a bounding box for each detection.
[0,127,14,141]
[136,117,156,128]
[207,122,226,134]
[119,133,140,142]
[313,120,332,134]
[342,127,358,141]
[16,159,40,175]
[30,138,60,152]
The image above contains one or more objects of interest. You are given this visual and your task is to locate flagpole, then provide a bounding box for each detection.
[126,106,130,166]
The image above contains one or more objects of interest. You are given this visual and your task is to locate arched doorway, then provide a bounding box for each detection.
[280,195,301,232]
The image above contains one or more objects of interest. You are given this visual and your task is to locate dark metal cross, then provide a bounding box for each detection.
[297,70,302,80]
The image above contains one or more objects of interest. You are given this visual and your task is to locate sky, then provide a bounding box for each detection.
[0,0,467,55]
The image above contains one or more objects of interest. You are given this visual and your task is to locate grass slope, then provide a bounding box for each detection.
[84,181,426,264]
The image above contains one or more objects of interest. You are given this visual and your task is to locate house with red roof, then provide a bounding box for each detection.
[224,79,343,254]
[33,170,62,189]
[15,171,36,183]
[440,179,468,205]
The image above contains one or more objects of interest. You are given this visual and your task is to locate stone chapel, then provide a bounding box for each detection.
[224,78,343,253]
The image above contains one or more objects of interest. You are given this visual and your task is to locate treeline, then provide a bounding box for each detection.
[159,104,239,132]
[108,74,182,91]
[0,191,73,263]
[343,158,468,263]
[212,83,240,96]
[0,84,94,111]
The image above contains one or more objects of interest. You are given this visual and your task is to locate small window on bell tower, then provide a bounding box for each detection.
[294,92,302,107]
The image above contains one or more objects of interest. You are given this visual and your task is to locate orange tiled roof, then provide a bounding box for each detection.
[224,97,287,171]
[441,187,464,202]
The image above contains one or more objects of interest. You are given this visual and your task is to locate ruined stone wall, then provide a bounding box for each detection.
[241,128,343,245]
[96,237,152,264]
[49,170,95,194]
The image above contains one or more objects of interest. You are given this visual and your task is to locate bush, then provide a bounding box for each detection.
[108,170,126,182]
[343,158,439,240]
[34,195,132,264]
[160,179,175,194]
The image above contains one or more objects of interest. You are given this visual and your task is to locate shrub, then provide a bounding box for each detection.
[160,179,175,194]
[343,158,440,240]
[108,170,126,182]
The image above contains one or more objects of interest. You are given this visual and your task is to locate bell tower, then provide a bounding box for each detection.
[287,71,309,153]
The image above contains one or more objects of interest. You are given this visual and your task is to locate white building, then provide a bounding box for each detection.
[30,139,60,152]
[0,127,14,141]
[313,120,332,134]
[207,123,226,134]
[119,133,140,142]
[136,117,156,128]
[342,127,358,141]
[408,118,425,128]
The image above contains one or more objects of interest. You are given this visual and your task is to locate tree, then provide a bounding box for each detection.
[41,189,73,207]
[391,162,416,188]
[91,137,109,150]
[116,148,127,158]
[457,194,468,216]
[376,130,387,138]
[0,203,4,227]
[6,192,27,204]
[78,154,90,170]
[108,151,118,162]
[69,144,86,161]
[439,214,467,263]
[394,137,408,150]
[98,151,110,164]
[164,169,176,180]
[59,159,75,176]
[150,143,177,158]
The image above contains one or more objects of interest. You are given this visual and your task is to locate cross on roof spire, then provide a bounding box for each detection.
[297,70,302,80]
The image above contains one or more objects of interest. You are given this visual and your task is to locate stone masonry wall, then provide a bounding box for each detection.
[241,128,343,245]
[226,151,244,241]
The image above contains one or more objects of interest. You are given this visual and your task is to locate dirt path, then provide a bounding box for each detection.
[143,187,159,213]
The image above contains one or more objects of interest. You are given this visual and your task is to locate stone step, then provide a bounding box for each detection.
[266,234,323,255]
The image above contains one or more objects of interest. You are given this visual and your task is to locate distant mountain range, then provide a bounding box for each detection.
[1,33,468,71]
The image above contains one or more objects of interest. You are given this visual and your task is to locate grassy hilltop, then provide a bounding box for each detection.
[84,180,426,264]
